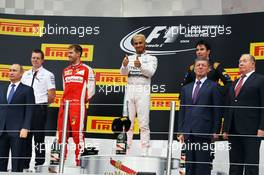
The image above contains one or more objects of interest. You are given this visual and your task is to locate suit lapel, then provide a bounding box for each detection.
[3,84,9,104]
[237,73,256,97]
[9,83,23,104]
[186,82,194,104]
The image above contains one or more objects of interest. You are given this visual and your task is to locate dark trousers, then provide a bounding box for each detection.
[185,136,212,175]
[23,104,47,168]
[229,135,260,175]
[0,132,25,172]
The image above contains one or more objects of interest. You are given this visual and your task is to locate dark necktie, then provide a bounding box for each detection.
[235,75,246,97]
[31,71,38,87]
[193,80,201,103]
[7,84,16,103]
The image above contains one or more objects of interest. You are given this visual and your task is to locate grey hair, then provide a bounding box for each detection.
[241,54,256,63]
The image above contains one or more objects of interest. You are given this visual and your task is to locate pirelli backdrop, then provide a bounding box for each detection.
[0,12,264,139]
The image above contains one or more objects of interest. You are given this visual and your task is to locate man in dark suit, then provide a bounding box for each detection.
[178,58,222,175]
[0,64,35,172]
[223,54,264,175]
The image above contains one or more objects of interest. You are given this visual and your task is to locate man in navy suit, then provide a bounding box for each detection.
[223,54,264,175]
[0,64,35,172]
[178,58,222,175]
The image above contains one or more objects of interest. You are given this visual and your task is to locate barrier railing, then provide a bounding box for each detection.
[0,102,263,175]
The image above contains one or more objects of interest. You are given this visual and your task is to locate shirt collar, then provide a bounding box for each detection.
[32,66,43,73]
[142,52,147,56]
[195,76,207,84]
[10,81,20,87]
[136,52,147,56]
[71,62,82,68]
[243,70,255,78]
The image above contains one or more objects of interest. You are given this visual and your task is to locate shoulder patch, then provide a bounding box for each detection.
[213,62,220,69]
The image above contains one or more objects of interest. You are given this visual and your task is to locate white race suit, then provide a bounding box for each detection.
[120,52,158,149]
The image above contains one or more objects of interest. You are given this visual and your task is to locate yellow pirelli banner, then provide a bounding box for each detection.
[0,64,31,81]
[94,69,127,86]
[0,64,239,111]
[150,93,180,111]
[250,42,264,60]
[224,68,239,81]
[50,90,90,109]
[41,43,94,61]
[87,116,139,134]
[50,91,63,108]
[217,68,239,86]
[50,91,180,111]
[0,18,44,37]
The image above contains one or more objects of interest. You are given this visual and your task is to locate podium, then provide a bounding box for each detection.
[80,155,179,175]
[35,155,179,174]
[35,165,81,174]
[35,101,180,174]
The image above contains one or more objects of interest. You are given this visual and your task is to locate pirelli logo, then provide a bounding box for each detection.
[0,64,31,81]
[0,66,9,81]
[0,18,44,37]
[94,69,127,86]
[50,91,63,108]
[50,90,90,108]
[250,42,264,60]
[87,116,139,134]
[41,44,94,61]
[225,68,240,81]
[151,93,180,111]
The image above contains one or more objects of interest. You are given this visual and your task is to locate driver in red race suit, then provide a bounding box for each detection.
[57,44,95,166]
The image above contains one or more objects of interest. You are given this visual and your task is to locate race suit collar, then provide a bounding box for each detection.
[71,62,82,68]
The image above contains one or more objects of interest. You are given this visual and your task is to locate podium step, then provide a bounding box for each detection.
[35,165,81,174]
[81,155,179,175]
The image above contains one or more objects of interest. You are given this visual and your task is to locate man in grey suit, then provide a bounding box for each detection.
[223,54,264,175]
[178,58,222,175]
[0,64,35,172]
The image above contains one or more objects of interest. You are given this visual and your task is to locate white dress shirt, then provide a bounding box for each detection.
[192,76,207,97]
[21,66,55,104]
[235,70,255,89]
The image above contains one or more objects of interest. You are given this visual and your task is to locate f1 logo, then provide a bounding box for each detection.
[146,26,178,43]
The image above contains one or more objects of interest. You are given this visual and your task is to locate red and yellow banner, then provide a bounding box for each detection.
[151,93,180,111]
[94,69,127,86]
[41,44,94,61]
[0,18,44,37]
[250,42,264,60]
[0,64,240,112]
[225,68,240,81]
[0,64,31,81]
[87,116,139,134]
[50,91,63,108]
[217,68,240,86]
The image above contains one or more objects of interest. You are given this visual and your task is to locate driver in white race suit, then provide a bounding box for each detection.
[120,34,158,155]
